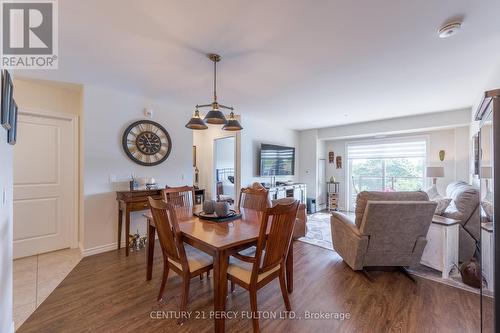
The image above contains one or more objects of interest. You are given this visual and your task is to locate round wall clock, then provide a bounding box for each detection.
[122,120,172,166]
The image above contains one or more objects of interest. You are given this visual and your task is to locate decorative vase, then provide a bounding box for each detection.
[203,200,215,214]
[215,202,230,217]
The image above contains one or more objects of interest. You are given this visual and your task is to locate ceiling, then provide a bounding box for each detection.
[15,0,500,130]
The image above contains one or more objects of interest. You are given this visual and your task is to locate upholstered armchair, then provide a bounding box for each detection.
[331,191,437,272]
[441,182,480,262]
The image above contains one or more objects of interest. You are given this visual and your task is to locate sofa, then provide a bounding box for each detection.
[441,181,480,262]
[331,191,436,271]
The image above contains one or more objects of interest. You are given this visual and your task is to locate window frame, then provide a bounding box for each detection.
[345,135,430,211]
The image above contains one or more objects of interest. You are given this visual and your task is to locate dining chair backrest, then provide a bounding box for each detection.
[252,199,299,280]
[238,187,269,211]
[162,186,195,209]
[148,197,188,270]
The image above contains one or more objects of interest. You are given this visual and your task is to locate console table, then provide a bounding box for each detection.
[116,189,163,256]
[420,215,460,279]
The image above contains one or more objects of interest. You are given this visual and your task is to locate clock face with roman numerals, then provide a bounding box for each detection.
[122,120,172,166]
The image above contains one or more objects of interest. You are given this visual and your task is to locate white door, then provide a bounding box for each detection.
[317,159,326,207]
[13,110,76,259]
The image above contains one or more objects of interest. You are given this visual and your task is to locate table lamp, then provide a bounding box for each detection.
[481,166,493,201]
[426,166,444,199]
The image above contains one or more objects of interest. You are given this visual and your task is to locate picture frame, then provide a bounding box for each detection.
[473,134,480,175]
[1,69,13,130]
[7,100,18,145]
[193,145,197,167]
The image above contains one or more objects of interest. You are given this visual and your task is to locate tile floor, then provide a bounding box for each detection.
[13,248,82,331]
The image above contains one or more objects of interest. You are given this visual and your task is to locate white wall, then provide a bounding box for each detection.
[298,129,318,202]
[323,127,470,211]
[83,84,193,252]
[318,108,471,140]
[240,114,300,187]
[0,108,14,332]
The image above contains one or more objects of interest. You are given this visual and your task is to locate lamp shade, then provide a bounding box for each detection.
[481,166,493,179]
[222,112,243,131]
[185,110,208,130]
[204,110,227,124]
[426,166,444,178]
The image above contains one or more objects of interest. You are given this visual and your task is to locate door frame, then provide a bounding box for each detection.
[17,107,80,250]
[212,133,241,203]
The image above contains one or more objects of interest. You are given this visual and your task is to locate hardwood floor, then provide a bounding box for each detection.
[18,241,482,333]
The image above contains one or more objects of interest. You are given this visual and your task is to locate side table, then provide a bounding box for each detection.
[420,215,460,279]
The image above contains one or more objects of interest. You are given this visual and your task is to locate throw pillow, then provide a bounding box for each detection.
[426,186,440,200]
[432,197,452,215]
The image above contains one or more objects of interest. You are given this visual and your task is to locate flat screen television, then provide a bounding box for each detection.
[259,144,295,176]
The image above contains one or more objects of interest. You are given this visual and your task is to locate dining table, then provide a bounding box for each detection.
[144,206,294,333]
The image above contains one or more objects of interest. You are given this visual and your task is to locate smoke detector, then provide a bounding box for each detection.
[438,21,462,38]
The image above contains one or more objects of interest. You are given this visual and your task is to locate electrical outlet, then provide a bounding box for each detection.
[109,174,117,183]
[2,188,6,206]
[181,173,185,180]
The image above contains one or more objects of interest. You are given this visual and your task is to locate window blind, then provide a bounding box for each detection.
[347,138,427,159]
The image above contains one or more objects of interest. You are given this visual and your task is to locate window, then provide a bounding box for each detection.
[347,137,427,211]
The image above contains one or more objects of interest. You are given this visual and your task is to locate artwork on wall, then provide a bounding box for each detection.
[328,151,334,164]
[473,134,480,175]
[336,156,342,169]
[439,150,445,161]
[7,100,18,145]
[193,145,197,167]
[1,69,13,130]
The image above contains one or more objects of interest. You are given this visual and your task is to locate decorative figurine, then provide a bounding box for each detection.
[439,150,445,161]
[336,156,342,169]
[328,151,334,164]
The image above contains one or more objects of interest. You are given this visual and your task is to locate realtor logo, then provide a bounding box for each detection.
[1,0,58,69]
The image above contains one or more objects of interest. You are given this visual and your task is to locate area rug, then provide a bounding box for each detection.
[298,211,334,250]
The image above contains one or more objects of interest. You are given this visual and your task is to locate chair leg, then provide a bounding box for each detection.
[249,288,260,333]
[207,270,210,278]
[178,275,191,325]
[157,258,169,301]
[279,268,291,311]
[230,280,235,293]
[200,274,203,281]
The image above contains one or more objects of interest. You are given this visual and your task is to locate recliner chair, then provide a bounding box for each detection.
[331,191,436,276]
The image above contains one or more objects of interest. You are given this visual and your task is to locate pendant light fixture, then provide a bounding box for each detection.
[185,53,242,131]
[222,112,243,131]
[185,108,208,130]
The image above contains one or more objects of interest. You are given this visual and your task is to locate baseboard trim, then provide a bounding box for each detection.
[82,241,125,257]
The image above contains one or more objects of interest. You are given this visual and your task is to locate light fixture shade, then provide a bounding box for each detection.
[185,110,208,130]
[204,110,227,124]
[426,166,444,178]
[222,112,243,131]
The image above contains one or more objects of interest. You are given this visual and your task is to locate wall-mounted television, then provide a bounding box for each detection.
[259,144,295,176]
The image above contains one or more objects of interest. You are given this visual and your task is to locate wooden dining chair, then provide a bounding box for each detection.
[148,197,213,321]
[227,199,299,332]
[162,186,195,209]
[238,186,269,211]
